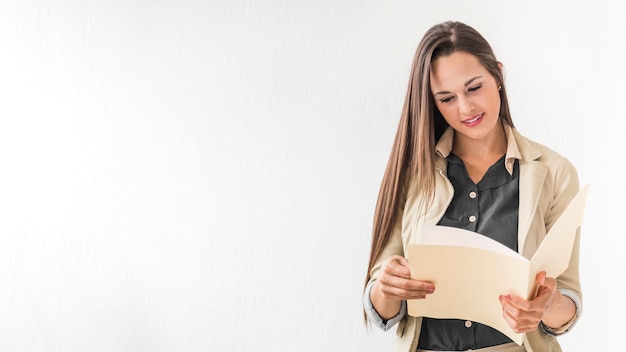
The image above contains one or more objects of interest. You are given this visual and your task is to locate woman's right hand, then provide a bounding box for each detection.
[376,255,435,300]
[370,255,435,319]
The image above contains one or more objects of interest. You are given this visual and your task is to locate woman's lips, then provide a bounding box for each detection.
[462,113,483,127]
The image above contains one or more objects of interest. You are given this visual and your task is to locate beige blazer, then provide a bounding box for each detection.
[367,125,582,352]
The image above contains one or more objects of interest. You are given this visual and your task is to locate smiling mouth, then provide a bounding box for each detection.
[463,114,483,125]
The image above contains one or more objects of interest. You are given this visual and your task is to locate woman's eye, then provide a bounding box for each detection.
[468,85,482,92]
[440,96,454,103]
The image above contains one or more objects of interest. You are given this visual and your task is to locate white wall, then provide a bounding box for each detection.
[0,1,622,351]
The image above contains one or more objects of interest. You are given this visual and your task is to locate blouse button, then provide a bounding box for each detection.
[465,320,472,328]
[469,191,477,199]
[469,215,477,222]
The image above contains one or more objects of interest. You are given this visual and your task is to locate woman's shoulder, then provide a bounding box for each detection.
[512,128,572,164]
[512,128,579,184]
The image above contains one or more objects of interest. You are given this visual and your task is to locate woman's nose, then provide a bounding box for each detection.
[458,96,475,115]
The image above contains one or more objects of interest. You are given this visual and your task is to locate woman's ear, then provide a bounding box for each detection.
[497,61,506,80]
[496,61,506,82]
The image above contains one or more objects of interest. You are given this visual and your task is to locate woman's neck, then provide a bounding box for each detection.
[451,122,507,160]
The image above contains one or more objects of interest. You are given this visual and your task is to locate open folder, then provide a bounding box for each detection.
[407,183,590,345]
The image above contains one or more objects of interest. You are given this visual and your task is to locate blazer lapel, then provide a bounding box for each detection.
[517,159,547,256]
[510,126,548,256]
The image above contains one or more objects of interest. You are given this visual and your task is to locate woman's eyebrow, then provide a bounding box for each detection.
[433,76,483,96]
[464,76,483,86]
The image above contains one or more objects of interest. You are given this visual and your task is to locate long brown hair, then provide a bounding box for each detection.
[364,21,514,309]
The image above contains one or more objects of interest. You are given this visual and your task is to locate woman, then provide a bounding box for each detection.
[363,21,582,352]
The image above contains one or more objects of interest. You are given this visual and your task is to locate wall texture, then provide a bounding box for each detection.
[0,1,623,351]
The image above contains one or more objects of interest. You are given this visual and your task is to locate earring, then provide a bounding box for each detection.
[498,85,502,91]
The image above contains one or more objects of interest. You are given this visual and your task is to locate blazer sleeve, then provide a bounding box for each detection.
[544,154,583,334]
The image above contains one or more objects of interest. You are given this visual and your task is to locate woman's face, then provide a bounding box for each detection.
[429,51,502,144]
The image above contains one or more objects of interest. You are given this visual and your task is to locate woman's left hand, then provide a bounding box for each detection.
[498,271,561,333]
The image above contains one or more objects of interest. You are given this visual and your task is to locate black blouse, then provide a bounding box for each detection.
[417,153,520,351]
